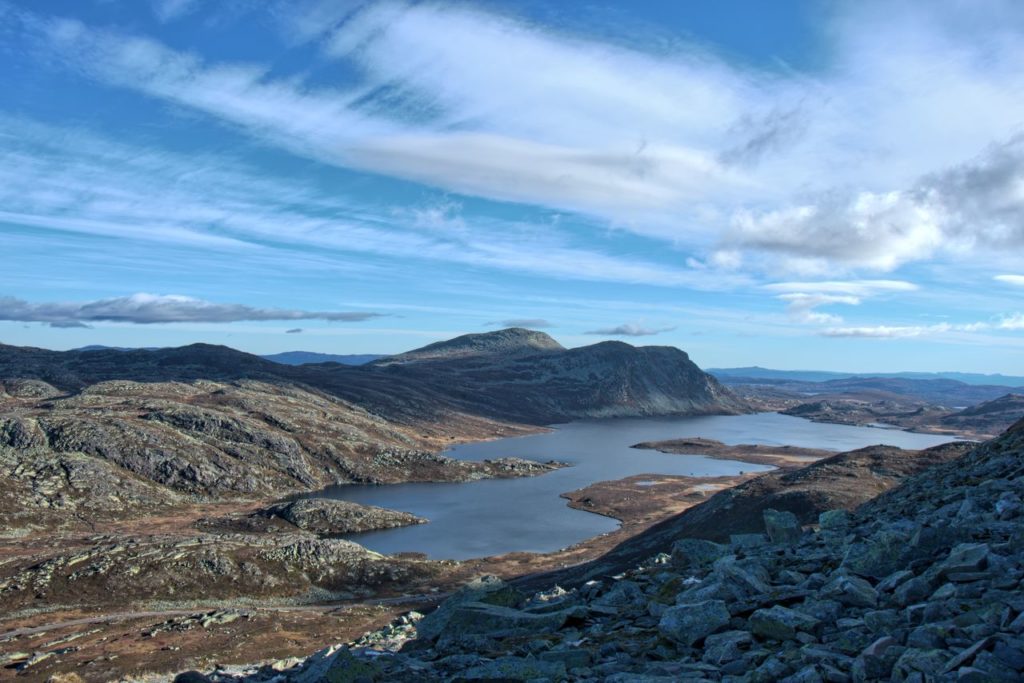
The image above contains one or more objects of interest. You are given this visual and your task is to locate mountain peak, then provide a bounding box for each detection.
[374,328,564,365]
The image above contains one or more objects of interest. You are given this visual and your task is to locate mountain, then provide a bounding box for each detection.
[716,371,1020,408]
[372,327,564,366]
[710,365,1024,388]
[363,329,746,421]
[261,351,383,365]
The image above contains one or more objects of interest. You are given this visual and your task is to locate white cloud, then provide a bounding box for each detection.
[10,0,1024,275]
[763,280,915,326]
[1000,313,1024,330]
[777,293,860,325]
[822,324,948,339]
[0,293,384,325]
[731,136,1024,271]
[996,275,1024,286]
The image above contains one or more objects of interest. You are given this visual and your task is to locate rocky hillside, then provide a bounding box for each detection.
[0,375,556,535]
[940,393,1024,437]
[226,420,1024,682]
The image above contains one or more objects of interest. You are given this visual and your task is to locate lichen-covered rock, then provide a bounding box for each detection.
[764,508,802,544]
[749,605,823,641]
[658,599,730,646]
[671,538,727,570]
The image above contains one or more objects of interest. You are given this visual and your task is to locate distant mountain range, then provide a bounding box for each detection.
[708,366,1024,387]
[12,328,744,426]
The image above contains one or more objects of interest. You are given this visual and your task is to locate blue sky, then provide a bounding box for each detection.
[1,0,1023,372]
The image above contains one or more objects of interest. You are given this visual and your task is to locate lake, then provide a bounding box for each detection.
[307,412,958,560]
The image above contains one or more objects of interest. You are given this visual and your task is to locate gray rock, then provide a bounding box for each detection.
[658,599,730,646]
[416,576,525,641]
[851,636,901,682]
[764,508,802,544]
[749,605,823,641]
[593,580,647,612]
[823,573,878,608]
[936,543,991,579]
[889,647,948,680]
[671,538,726,570]
[439,602,573,642]
[818,509,850,531]
[780,665,824,683]
[863,609,899,634]
[702,630,754,665]
[458,655,567,681]
[842,529,912,579]
[894,576,933,607]
[730,533,768,549]
[539,648,592,669]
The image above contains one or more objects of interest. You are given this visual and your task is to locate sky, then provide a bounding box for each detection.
[1,0,1023,373]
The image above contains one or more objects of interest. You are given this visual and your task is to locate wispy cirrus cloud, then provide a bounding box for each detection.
[0,293,384,326]
[15,0,1024,274]
[0,117,722,289]
[585,324,676,337]
[823,314,1024,338]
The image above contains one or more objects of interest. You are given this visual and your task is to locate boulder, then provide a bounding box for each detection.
[671,538,727,570]
[749,605,823,641]
[764,509,802,544]
[658,599,731,646]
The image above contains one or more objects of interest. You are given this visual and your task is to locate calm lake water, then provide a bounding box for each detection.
[308,413,957,560]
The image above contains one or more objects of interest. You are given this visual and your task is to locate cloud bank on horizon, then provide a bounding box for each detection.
[0,294,384,327]
[0,0,1022,370]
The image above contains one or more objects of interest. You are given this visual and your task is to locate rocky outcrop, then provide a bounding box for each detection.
[264,498,425,534]
[194,498,427,537]
[226,420,1024,682]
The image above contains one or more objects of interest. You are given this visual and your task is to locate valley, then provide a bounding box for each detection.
[0,330,1020,681]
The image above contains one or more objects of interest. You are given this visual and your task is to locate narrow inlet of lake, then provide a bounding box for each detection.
[307,412,957,560]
